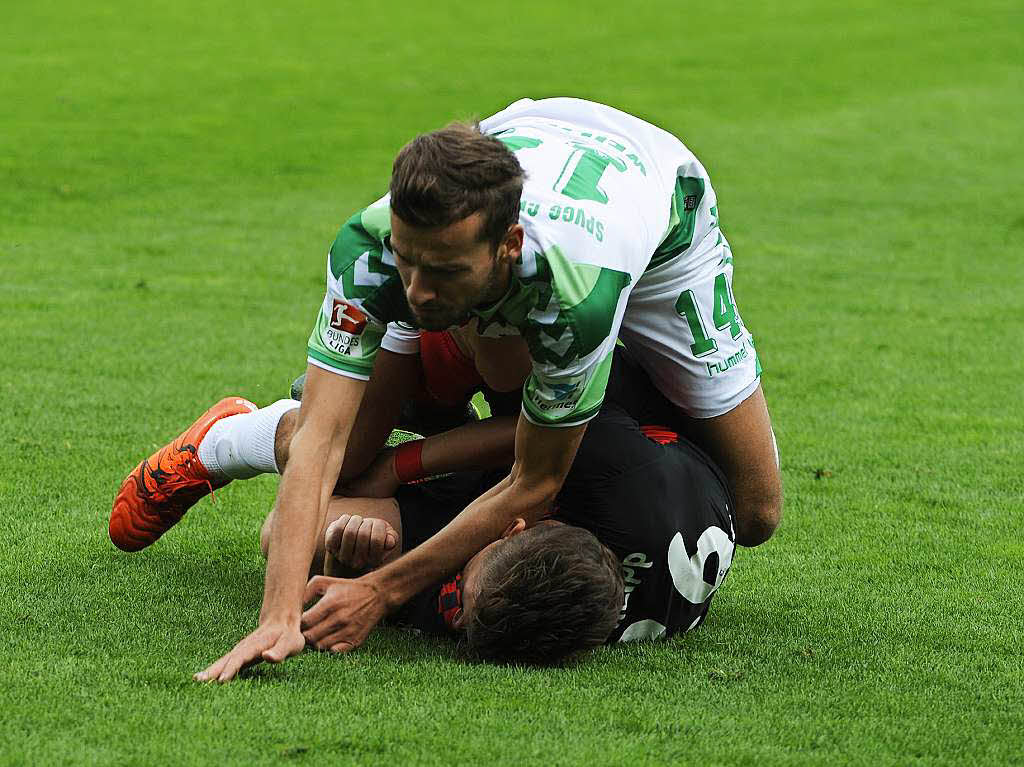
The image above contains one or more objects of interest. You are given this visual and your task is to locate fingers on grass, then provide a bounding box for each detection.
[315,629,352,652]
[217,653,254,683]
[304,603,348,643]
[263,635,297,663]
[195,655,228,683]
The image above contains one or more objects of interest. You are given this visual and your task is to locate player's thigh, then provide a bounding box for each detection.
[680,383,781,544]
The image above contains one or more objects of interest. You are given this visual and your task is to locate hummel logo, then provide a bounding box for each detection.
[550,383,577,401]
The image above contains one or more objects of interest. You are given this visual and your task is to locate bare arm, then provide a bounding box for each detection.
[300,414,587,651]
[342,415,518,498]
[263,365,366,613]
[419,416,516,474]
[196,363,366,682]
[337,349,422,482]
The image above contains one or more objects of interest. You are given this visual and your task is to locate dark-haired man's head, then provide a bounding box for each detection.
[389,122,525,330]
[457,520,624,666]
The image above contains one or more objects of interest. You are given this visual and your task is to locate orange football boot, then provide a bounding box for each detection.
[110,397,256,551]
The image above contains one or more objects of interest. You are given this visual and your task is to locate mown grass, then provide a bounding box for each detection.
[2,0,1022,764]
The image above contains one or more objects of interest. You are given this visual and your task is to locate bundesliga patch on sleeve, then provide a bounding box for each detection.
[320,299,369,357]
[329,298,368,335]
[307,295,384,376]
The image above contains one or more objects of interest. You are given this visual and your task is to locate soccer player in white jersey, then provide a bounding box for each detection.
[111,98,781,681]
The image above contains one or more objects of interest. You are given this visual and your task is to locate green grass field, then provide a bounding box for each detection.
[3,0,1023,763]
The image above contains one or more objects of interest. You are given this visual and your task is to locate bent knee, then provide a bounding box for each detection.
[274,409,298,472]
[735,490,783,547]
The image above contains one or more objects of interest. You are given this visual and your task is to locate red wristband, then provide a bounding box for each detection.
[394,440,425,484]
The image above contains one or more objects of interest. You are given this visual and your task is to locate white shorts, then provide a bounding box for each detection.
[619,228,760,419]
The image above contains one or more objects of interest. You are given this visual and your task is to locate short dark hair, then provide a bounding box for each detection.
[390,122,525,247]
[465,525,624,666]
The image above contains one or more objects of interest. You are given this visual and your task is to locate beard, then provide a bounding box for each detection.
[411,307,465,332]
[409,258,506,331]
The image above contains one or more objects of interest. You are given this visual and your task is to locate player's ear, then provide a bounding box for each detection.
[501,518,527,538]
[497,224,524,265]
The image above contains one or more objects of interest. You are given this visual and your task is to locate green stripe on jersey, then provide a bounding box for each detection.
[648,176,705,272]
[306,346,373,378]
[328,207,411,325]
[490,246,630,369]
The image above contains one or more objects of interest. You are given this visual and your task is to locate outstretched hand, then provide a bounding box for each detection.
[194,621,305,683]
[300,575,388,653]
[193,572,388,681]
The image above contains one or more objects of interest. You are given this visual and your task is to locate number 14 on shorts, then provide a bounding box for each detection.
[675,272,743,357]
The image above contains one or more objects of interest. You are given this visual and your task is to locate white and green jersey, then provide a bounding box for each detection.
[308,97,759,424]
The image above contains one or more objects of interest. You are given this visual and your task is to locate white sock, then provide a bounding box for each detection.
[198,399,300,480]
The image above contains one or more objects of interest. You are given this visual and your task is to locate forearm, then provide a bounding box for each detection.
[380,416,515,487]
[371,471,557,608]
[261,428,347,622]
[418,416,516,476]
[261,364,366,622]
[681,385,782,546]
[338,351,420,483]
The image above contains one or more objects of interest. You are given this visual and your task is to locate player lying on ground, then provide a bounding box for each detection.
[289,492,626,666]
[290,347,738,663]
[111,333,736,665]
[111,97,779,680]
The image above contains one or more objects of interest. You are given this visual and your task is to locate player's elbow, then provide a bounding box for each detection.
[735,488,782,547]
